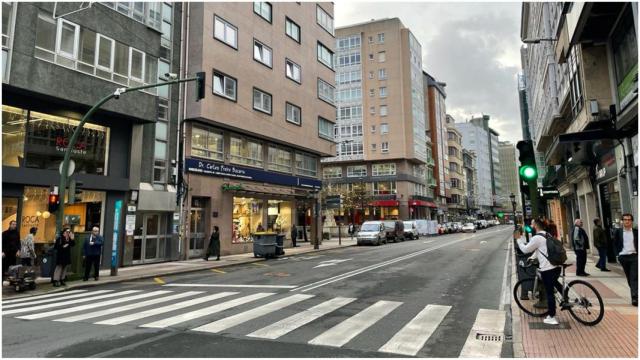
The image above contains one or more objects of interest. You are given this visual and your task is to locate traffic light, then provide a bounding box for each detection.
[497,212,504,218]
[196,71,206,101]
[48,193,60,213]
[68,179,83,204]
[517,139,538,196]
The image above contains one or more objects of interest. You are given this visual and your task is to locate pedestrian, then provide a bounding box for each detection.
[593,218,610,272]
[348,223,354,238]
[2,220,20,278]
[20,227,37,267]
[516,218,564,325]
[614,213,637,307]
[53,228,75,287]
[548,220,559,239]
[256,223,264,233]
[291,226,298,247]
[203,226,220,261]
[571,218,590,276]
[83,226,103,281]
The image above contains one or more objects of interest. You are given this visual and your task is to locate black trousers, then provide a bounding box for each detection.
[84,255,100,280]
[292,236,297,247]
[540,267,563,317]
[21,258,32,266]
[618,254,638,301]
[575,249,587,274]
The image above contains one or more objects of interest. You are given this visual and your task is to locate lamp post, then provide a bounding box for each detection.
[510,193,517,230]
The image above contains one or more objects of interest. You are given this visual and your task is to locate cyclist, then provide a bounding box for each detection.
[516,218,564,325]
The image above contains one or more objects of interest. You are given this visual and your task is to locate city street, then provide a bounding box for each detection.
[3,227,513,358]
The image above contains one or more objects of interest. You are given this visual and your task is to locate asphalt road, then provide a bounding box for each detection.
[2,226,514,358]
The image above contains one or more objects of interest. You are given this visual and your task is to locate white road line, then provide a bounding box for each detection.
[95,292,239,326]
[3,290,140,316]
[378,304,451,356]
[499,237,512,310]
[139,292,275,329]
[247,297,356,339]
[2,290,112,309]
[53,291,202,323]
[16,290,172,320]
[192,294,315,334]
[308,300,402,348]
[2,290,88,305]
[163,284,298,289]
[458,309,506,358]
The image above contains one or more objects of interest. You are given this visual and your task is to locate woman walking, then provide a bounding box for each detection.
[53,228,75,287]
[20,227,37,266]
[203,226,220,261]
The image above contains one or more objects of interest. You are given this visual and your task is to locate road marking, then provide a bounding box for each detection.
[192,294,314,334]
[308,300,402,348]
[3,290,139,315]
[16,290,172,320]
[154,277,166,285]
[1,290,88,305]
[2,290,111,309]
[139,292,275,329]
[163,283,297,289]
[378,304,451,356]
[459,309,506,358]
[54,291,202,323]
[211,268,226,274]
[95,292,239,326]
[499,238,512,310]
[247,297,356,339]
[252,262,269,267]
[423,240,435,244]
[480,241,487,244]
[313,258,352,268]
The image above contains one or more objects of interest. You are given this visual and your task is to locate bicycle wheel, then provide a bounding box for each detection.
[564,280,604,326]
[513,278,550,317]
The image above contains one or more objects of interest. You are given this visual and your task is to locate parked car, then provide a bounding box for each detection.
[461,222,476,233]
[437,223,447,235]
[383,220,405,242]
[356,221,386,246]
[445,222,457,233]
[454,222,463,232]
[403,221,419,240]
[475,220,488,229]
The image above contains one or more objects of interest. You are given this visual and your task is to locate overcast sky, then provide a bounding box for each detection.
[334,1,523,144]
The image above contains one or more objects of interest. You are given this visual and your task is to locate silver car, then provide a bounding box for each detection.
[403,221,419,240]
[356,221,386,246]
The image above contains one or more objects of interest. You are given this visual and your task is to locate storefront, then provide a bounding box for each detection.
[408,199,437,220]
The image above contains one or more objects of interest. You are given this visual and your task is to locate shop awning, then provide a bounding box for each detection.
[371,200,400,207]
[409,200,437,207]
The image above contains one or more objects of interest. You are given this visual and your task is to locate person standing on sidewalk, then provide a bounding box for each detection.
[516,218,564,325]
[203,226,220,261]
[2,220,20,278]
[20,227,37,266]
[291,226,298,247]
[53,228,75,287]
[614,213,637,307]
[83,226,103,281]
[572,219,590,276]
[593,219,610,272]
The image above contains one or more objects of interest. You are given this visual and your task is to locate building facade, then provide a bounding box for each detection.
[321,18,431,222]
[498,141,522,212]
[2,2,182,267]
[462,149,479,217]
[446,115,466,219]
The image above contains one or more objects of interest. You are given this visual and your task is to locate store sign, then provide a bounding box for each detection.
[111,200,122,270]
[125,214,136,236]
[596,150,618,182]
[618,63,638,111]
[186,158,321,189]
[222,183,244,192]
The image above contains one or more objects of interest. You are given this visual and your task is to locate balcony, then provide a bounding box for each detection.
[428,179,437,187]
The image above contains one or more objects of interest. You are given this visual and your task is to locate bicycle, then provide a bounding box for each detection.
[513,259,604,326]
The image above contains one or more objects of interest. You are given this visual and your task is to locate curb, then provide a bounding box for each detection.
[509,242,526,358]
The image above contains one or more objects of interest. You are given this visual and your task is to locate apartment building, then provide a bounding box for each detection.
[2,2,181,267]
[446,115,466,218]
[321,18,430,221]
[498,141,522,211]
[180,2,336,257]
[462,149,478,217]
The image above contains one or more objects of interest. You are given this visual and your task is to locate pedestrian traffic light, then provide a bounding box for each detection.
[523,218,533,234]
[196,71,206,101]
[68,179,83,204]
[48,193,60,213]
[497,212,504,218]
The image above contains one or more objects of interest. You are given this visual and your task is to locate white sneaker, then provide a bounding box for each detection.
[543,316,559,325]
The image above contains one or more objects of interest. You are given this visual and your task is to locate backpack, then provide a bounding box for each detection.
[541,233,568,265]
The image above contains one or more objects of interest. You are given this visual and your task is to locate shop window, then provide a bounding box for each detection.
[612,7,638,111]
[372,163,396,176]
[233,197,263,243]
[2,197,18,232]
[267,200,292,233]
[2,105,26,167]
[373,181,396,195]
[191,126,223,161]
[323,167,342,179]
[230,136,263,168]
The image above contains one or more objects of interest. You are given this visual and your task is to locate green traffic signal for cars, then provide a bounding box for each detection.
[519,165,537,180]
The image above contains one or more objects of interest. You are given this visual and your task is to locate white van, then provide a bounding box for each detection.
[356,221,386,246]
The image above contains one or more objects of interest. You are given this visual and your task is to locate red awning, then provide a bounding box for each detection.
[409,200,437,208]
[370,200,400,207]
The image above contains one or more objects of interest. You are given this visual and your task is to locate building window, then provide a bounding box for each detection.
[337,52,360,67]
[285,17,300,43]
[371,143,377,151]
[369,106,376,115]
[372,163,396,176]
[213,70,237,100]
[380,123,389,134]
[253,88,272,115]
[371,125,376,133]
[101,2,163,31]
[317,41,334,69]
[448,146,458,157]
[253,39,272,67]
[338,106,362,120]
[285,59,301,83]
[612,7,638,111]
[214,15,237,49]
[337,35,360,50]
[378,51,386,62]
[2,2,14,79]
[318,117,334,140]
[380,105,388,116]
[295,152,317,177]
[286,102,301,125]
[157,59,170,98]
[369,89,375,97]
[368,71,374,79]
[2,105,26,167]
[378,33,385,43]
[336,70,361,85]
[379,86,387,97]
[451,178,460,188]
[368,53,374,61]
[316,5,334,35]
[381,142,389,153]
[378,68,387,80]
[323,167,342,179]
[450,162,459,172]
[347,165,367,177]
[317,78,335,105]
[268,145,292,173]
[368,36,374,44]
[340,141,363,156]
[230,136,263,168]
[191,126,223,161]
[568,47,583,117]
[337,88,361,102]
[154,99,170,185]
[373,181,396,195]
[253,2,272,23]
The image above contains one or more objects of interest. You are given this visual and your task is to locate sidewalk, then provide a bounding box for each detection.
[2,237,357,300]
[511,250,638,358]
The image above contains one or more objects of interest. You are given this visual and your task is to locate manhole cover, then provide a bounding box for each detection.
[475,333,503,342]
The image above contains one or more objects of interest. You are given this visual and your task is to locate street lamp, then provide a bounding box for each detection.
[509,193,517,230]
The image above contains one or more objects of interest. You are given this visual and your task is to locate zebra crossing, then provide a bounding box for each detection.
[2,289,506,357]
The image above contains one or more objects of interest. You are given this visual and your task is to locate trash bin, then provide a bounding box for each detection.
[40,246,56,278]
[253,233,277,259]
[275,234,285,256]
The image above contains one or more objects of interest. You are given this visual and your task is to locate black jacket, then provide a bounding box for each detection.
[571,226,590,250]
[55,235,75,266]
[2,229,20,257]
[614,227,638,255]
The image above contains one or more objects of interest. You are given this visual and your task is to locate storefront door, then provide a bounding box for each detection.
[189,200,206,258]
[132,213,166,264]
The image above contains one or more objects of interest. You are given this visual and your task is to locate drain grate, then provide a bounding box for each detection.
[476,333,503,342]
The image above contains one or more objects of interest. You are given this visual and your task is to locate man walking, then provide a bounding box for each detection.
[593,219,610,272]
[291,226,298,247]
[614,213,637,306]
[83,226,103,281]
[203,226,220,261]
[2,220,20,278]
[572,219,590,276]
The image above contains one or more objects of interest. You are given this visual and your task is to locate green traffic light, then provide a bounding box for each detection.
[524,225,533,233]
[519,165,537,180]
[497,212,504,218]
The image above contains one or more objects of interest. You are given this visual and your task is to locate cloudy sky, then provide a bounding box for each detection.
[334,1,523,144]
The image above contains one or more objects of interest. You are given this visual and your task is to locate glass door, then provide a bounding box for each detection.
[131,213,163,264]
[189,199,206,258]
[144,214,160,261]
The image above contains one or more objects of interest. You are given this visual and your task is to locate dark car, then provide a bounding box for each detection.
[382,220,405,242]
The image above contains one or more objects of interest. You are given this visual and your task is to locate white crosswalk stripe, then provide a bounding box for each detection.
[2,290,140,315]
[16,290,172,320]
[192,294,315,334]
[247,297,356,340]
[2,290,89,305]
[53,291,203,323]
[459,309,506,358]
[140,292,275,329]
[2,290,112,309]
[378,304,451,356]
[308,300,402,348]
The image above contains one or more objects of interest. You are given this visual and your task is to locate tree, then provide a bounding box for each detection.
[342,183,372,223]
